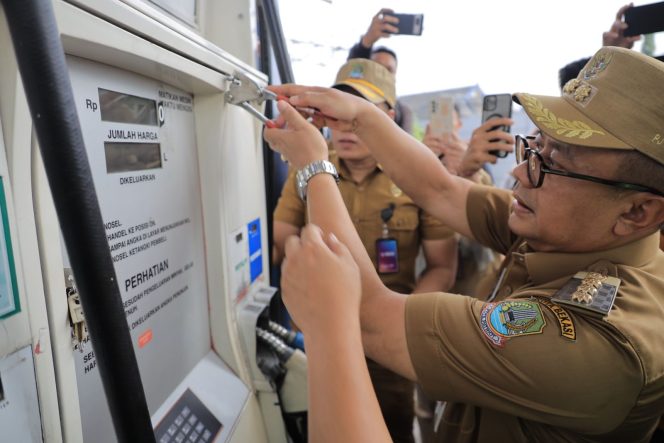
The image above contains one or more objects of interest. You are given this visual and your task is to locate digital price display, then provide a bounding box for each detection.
[99,88,158,126]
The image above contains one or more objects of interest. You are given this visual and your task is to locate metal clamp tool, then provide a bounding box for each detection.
[225,71,337,129]
[225,71,283,128]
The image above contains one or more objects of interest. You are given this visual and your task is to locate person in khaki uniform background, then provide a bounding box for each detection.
[264,46,664,442]
[272,59,458,443]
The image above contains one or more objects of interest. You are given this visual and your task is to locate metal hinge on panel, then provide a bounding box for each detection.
[65,268,88,344]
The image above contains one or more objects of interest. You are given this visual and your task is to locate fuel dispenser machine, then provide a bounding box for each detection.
[0,0,302,441]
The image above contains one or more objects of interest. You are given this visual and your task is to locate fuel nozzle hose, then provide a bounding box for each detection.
[267,320,305,351]
[256,327,308,414]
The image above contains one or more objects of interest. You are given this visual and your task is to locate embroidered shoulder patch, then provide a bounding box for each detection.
[534,296,576,341]
[480,300,546,347]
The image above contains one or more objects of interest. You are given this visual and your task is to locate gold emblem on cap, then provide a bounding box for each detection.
[562,79,582,95]
[582,51,613,81]
[520,94,605,140]
[571,272,606,304]
[562,79,595,104]
[390,183,403,197]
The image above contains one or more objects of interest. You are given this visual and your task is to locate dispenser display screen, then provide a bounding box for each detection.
[104,142,162,173]
[99,88,158,126]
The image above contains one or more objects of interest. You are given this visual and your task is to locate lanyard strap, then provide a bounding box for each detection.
[486,238,524,302]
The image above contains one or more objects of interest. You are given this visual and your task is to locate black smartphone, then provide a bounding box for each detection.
[624,2,664,36]
[481,94,513,158]
[386,13,424,35]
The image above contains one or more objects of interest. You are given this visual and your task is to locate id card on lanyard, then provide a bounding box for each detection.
[376,203,399,274]
[376,237,399,274]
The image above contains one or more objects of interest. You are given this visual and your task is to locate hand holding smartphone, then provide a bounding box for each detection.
[429,96,455,136]
[384,13,424,35]
[481,94,513,158]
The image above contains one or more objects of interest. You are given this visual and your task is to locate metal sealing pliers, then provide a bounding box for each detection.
[225,71,337,128]
[224,71,284,128]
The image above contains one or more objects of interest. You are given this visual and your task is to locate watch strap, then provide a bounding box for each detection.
[296,160,339,201]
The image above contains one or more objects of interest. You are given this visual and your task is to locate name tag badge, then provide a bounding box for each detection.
[376,238,399,274]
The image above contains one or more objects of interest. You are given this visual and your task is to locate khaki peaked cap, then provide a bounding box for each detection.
[514,46,664,165]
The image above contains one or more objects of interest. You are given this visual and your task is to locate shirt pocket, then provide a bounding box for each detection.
[387,203,419,234]
[385,203,420,258]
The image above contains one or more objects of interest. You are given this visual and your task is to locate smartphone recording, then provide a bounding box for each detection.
[481,94,513,158]
[429,96,455,136]
[385,13,424,36]
[624,2,664,36]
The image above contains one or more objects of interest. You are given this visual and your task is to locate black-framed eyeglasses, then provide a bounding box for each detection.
[515,135,664,196]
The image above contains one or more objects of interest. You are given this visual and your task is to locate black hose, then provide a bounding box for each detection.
[0,1,155,441]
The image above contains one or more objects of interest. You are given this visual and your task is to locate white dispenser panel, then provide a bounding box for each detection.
[67,56,211,442]
[0,346,42,443]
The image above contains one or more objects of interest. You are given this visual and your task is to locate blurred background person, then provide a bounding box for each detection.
[347,8,414,133]
[559,3,664,88]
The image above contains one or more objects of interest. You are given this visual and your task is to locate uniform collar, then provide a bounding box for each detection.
[516,232,661,285]
[329,150,381,181]
[329,152,351,180]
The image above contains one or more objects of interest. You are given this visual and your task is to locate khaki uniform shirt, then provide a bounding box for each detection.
[406,185,664,442]
[274,152,454,293]
[450,173,501,297]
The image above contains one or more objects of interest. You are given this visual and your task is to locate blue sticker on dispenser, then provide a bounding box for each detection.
[248,218,262,283]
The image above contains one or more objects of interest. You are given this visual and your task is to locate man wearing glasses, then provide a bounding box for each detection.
[264,46,664,442]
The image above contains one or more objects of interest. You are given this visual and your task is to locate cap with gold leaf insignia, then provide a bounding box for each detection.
[513,47,664,166]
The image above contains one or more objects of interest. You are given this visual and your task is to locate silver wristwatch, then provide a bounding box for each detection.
[296,160,339,201]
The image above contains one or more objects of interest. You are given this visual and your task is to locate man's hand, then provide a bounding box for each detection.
[459,118,514,178]
[281,225,361,336]
[361,8,399,48]
[267,84,376,134]
[602,3,641,48]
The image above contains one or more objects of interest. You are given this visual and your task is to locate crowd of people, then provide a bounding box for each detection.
[268,4,664,442]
